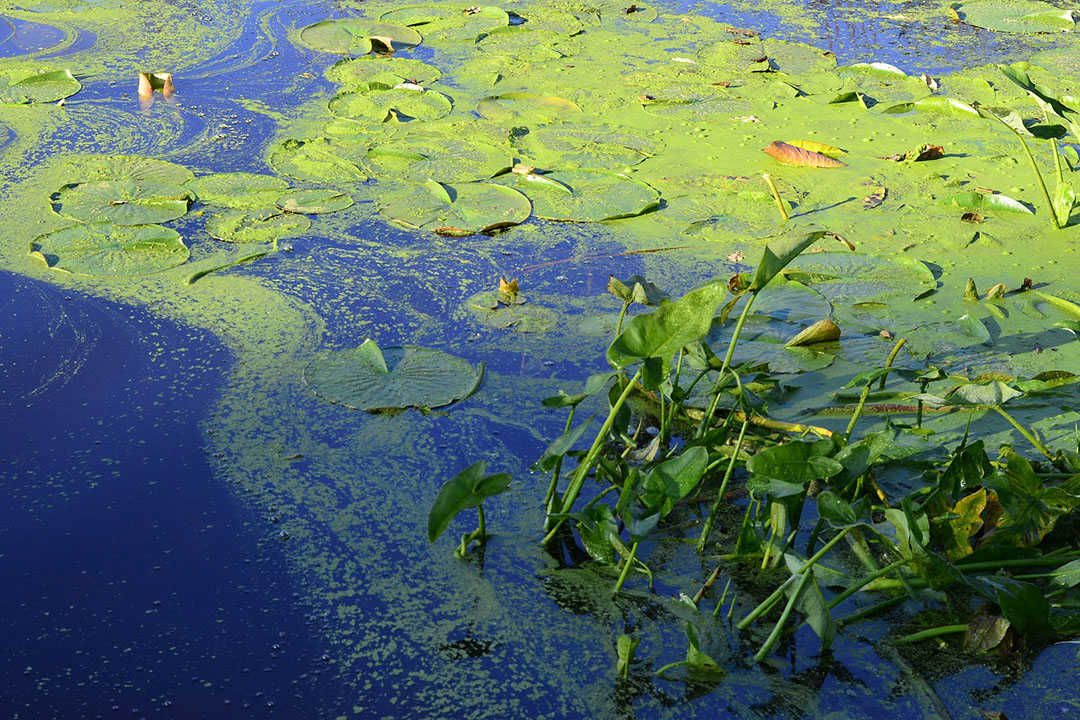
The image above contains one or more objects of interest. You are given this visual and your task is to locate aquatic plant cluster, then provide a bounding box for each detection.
[3,0,1080,714]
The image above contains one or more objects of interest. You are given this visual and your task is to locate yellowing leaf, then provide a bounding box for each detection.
[763,140,845,168]
[785,139,847,158]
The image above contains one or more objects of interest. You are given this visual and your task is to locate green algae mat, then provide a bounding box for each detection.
[3,0,1080,716]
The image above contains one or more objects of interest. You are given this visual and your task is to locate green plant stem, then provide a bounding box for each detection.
[614,541,639,593]
[753,571,811,662]
[993,406,1055,460]
[615,299,631,337]
[1015,130,1062,230]
[893,624,967,645]
[733,499,758,555]
[697,418,750,552]
[544,368,643,544]
[695,295,758,439]
[837,594,909,627]
[477,505,486,540]
[845,337,906,441]
[542,406,577,531]
[805,518,824,556]
[738,527,851,629]
[763,173,789,222]
[827,558,909,610]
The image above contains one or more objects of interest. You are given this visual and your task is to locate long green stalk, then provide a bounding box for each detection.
[613,541,639,593]
[695,294,758,439]
[542,406,577,531]
[845,337,906,441]
[993,406,1054,460]
[753,571,811,661]
[893,624,967,645]
[697,418,750,551]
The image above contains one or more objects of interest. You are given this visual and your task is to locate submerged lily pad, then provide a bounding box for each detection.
[329,84,453,123]
[299,20,422,54]
[53,180,193,225]
[786,252,936,305]
[31,222,188,275]
[326,56,442,88]
[639,87,752,121]
[504,170,659,222]
[304,340,483,412]
[205,209,311,243]
[476,92,582,123]
[380,5,510,42]
[475,26,583,60]
[186,173,290,209]
[275,189,354,214]
[378,180,531,235]
[269,138,369,183]
[951,0,1075,33]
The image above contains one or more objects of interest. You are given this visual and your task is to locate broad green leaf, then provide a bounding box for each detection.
[750,231,828,292]
[976,577,1053,641]
[788,572,836,651]
[964,614,1012,652]
[684,623,724,676]
[516,124,662,169]
[54,180,193,225]
[505,169,659,222]
[938,488,987,560]
[31,223,188,276]
[532,417,594,472]
[0,68,80,103]
[1051,558,1080,588]
[269,138,370,183]
[953,0,1076,33]
[205,209,310,243]
[949,379,1021,406]
[477,92,582,123]
[576,503,619,564]
[427,461,511,542]
[941,191,1033,214]
[747,439,843,484]
[326,56,441,89]
[72,155,194,185]
[816,491,858,527]
[1054,181,1076,226]
[367,133,511,183]
[275,189,354,214]
[299,20,422,55]
[305,344,483,412]
[354,338,388,374]
[884,96,979,117]
[380,5,509,42]
[984,449,1080,546]
[641,446,708,516]
[186,173,290,209]
[607,280,727,369]
[379,180,531,235]
[957,313,993,345]
[330,84,452,123]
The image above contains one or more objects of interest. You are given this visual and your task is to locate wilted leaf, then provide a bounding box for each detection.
[763,140,845,168]
[943,191,1033,215]
[784,318,841,347]
[784,139,846,158]
[880,144,945,162]
[964,277,980,301]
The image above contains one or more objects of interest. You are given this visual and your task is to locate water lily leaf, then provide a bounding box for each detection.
[299,20,422,55]
[957,313,993,344]
[475,25,583,60]
[697,38,836,75]
[305,343,483,412]
[884,96,980,117]
[941,191,1033,214]
[842,61,907,78]
[379,180,531,235]
[476,92,582,123]
[427,460,511,543]
[53,180,193,225]
[329,84,452,123]
[465,294,557,332]
[638,86,751,121]
[326,56,441,88]
[763,141,845,168]
[949,379,1021,405]
[31,222,189,276]
[73,155,194,185]
[186,173,290,209]
[275,189,354,214]
[1032,290,1080,319]
[205,209,310,243]
[0,68,79,103]
[505,169,659,222]
[514,124,662,169]
[784,318,841,347]
[381,5,509,43]
[269,138,369,183]
[786,252,935,304]
[367,134,510,183]
[951,0,1075,33]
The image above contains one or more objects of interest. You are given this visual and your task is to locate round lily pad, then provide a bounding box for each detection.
[378,180,531,235]
[269,138,369,183]
[53,180,193,225]
[275,189,354,214]
[326,56,442,89]
[205,209,311,243]
[0,68,79,103]
[786,252,936,306]
[476,92,582,123]
[465,291,557,332]
[698,39,836,75]
[304,341,483,412]
[515,124,663,169]
[474,26,583,60]
[379,5,510,42]
[74,155,195,185]
[367,134,511,183]
[299,20,422,54]
[504,170,659,222]
[639,87,752,120]
[329,85,453,123]
[952,0,1075,32]
[186,173,290,209]
[31,222,189,275]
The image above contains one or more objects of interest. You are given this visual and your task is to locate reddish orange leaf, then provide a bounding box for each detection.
[763,140,845,168]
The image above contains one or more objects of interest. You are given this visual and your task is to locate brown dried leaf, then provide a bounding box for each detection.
[880,144,944,162]
[920,73,939,91]
[986,283,1007,299]
[763,140,845,168]
[961,212,984,223]
[863,186,887,209]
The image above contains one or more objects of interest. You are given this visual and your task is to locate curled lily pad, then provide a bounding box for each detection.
[298,20,422,54]
[304,340,483,412]
[329,84,452,123]
[951,0,1075,32]
[269,138,369,183]
[380,5,510,42]
[476,92,582,123]
[379,180,531,235]
[205,209,311,243]
[31,222,188,275]
[326,56,441,88]
[503,169,659,222]
[72,155,194,185]
[941,192,1034,214]
[53,180,193,225]
[275,189,354,214]
[0,68,79,104]
[186,173,290,209]
[884,96,980,117]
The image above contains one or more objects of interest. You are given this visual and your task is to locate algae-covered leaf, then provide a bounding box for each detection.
[205,209,310,243]
[515,124,662,169]
[786,252,935,304]
[951,0,1075,32]
[53,180,193,225]
[299,20,422,54]
[305,344,483,412]
[477,92,582,123]
[575,503,619,565]
[186,173,290,209]
[474,26,584,61]
[330,84,452,123]
[684,623,725,676]
[31,222,188,275]
[269,138,369,183]
[507,169,659,222]
[465,293,557,332]
[326,56,441,88]
[0,68,79,103]
[427,460,511,543]
[884,96,980,117]
[638,86,751,121]
[379,180,531,235]
[275,189,354,214]
[880,144,944,162]
[73,155,194,185]
[381,5,510,43]
[764,141,845,168]
[367,132,511,183]
[942,191,1034,215]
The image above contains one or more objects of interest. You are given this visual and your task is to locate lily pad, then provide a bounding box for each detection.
[697,38,836,75]
[786,252,937,305]
[503,170,659,222]
[476,92,582,123]
[329,84,453,123]
[268,138,369,183]
[304,340,483,412]
[366,133,511,183]
[0,68,79,104]
[72,155,194,185]
[205,209,311,243]
[186,173,290,209]
[275,189,354,214]
[514,124,663,168]
[474,26,583,60]
[298,20,422,55]
[380,5,510,42]
[951,0,1075,33]
[31,222,188,275]
[53,180,193,225]
[639,86,752,121]
[465,291,558,332]
[378,180,531,235]
[326,56,442,88]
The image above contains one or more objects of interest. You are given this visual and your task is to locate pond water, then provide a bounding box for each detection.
[2,0,1080,718]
